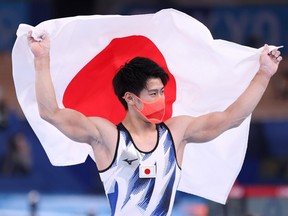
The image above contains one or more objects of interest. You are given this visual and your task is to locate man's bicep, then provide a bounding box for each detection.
[184,112,228,143]
[50,108,101,144]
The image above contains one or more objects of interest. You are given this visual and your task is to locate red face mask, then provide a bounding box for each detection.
[133,95,166,124]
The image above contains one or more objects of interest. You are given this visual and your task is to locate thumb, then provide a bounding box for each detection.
[262,44,269,54]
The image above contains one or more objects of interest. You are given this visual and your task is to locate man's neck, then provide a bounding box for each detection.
[122,113,156,135]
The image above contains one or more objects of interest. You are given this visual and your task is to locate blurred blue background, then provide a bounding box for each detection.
[0,0,288,215]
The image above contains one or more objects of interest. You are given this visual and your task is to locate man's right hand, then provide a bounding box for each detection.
[27,31,50,58]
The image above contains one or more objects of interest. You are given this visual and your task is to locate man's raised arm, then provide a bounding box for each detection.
[224,45,282,128]
[174,45,282,144]
[28,32,100,144]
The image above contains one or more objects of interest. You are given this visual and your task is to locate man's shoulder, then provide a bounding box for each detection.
[164,115,196,138]
[164,115,194,127]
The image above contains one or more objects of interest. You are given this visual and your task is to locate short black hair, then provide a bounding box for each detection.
[112,57,169,110]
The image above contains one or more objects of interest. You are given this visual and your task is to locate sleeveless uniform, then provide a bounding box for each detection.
[99,123,181,216]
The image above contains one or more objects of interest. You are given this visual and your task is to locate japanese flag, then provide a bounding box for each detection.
[12,8,270,204]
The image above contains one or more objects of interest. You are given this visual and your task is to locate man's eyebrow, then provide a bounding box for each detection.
[147,87,164,92]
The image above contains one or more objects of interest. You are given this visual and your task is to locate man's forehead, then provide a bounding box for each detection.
[145,78,164,90]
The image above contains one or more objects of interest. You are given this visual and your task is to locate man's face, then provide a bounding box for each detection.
[132,77,166,123]
[138,78,165,105]
[123,78,165,111]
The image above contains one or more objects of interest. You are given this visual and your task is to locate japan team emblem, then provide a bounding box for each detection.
[139,164,157,178]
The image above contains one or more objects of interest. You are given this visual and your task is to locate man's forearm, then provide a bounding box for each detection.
[34,55,59,121]
[225,70,271,127]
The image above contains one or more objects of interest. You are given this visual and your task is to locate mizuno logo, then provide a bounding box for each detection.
[123,158,138,165]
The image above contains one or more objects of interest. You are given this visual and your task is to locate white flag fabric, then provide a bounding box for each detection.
[12,8,272,204]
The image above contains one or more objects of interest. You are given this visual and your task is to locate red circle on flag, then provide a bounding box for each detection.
[144,168,151,175]
[63,35,176,124]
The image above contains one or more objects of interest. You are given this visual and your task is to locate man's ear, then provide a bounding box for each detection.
[123,92,135,105]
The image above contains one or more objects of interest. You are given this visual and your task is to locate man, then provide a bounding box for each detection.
[28,31,282,215]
